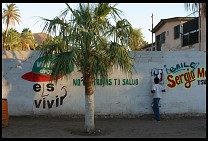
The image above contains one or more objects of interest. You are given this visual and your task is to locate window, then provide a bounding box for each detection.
[152,47,155,51]
[161,32,165,43]
[182,31,199,47]
[183,17,198,34]
[156,32,165,51]
[182,17,199,47]
[156,35,161,51]
[174,25,180,39]
[182,34,189,46]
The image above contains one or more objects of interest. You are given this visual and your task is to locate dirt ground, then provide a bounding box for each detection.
[2,115,206,138]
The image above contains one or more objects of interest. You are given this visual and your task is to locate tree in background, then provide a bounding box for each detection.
[2,28,38,50]
[39,3,134,133]
[21,28,37,50]
[3,28,21,50]
[184,3,206,18]
[130,28,148,51]
[43,36,61,45]
[2,3,21,50]
[2,30,6,49]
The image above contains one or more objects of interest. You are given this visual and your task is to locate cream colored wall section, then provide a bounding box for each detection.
[2,51,206,116]
[155,19,206,51]
[155,21,183,51]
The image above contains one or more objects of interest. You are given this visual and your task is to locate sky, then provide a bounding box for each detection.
[2,3,197,44]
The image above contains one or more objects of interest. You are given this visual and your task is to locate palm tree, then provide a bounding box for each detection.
[4,28,21,50]
[2,30,6,49]
[44,35,61,45]
[39,3,134,133]
[2,3,21,50]
[184,3,206,18]
[21,28,36,50]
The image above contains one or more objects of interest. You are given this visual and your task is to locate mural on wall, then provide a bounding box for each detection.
[151,68,164,84]
[21,56,66,82]
[72,78,139,86]
[164,62,206,89]
[33,84,67,109]
[21,55,139,109]
[21,56,74,109]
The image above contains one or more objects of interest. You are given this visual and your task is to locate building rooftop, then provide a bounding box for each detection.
[152,17,196,33]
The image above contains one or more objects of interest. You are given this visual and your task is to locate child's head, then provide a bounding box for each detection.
[154,77,160,84]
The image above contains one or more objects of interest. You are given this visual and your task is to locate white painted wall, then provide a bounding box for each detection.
[2,51,206,117]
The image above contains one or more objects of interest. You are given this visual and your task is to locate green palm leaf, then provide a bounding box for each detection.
[39,3,134,132]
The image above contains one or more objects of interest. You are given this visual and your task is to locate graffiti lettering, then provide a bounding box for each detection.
[33,83,54,92]
[167,69,196,88]
[164,62,199,74]
[197,80,206,85]
[73,79,81,86]
[94,79,112,86]
[34,93,67,109]
[122,79,138,85]
[114,79,120,85]
[197,68,206,78]
[36,61,53,68]
[167,67,206,88]
[33,83,54,97]
[72,78,139,86]
[34,86,67,109]
[40,69,52,75]
[33,84,41,92]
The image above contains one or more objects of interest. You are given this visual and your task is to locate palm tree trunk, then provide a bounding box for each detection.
[4,22,10,50]
[85,93,94,132]
[84,77,95,133]
[2,38,4,50]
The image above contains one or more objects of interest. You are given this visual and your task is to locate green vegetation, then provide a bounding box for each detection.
[2,3,21,50]
[184,3,206,18]
[39,3,136,133]
[130,28,148,51]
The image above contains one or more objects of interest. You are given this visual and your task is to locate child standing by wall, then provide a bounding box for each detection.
[151,77,166,122]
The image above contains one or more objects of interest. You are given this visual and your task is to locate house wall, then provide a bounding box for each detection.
[155,19,206,52]
[2,51,206,117]
[155,21,186,51]
[141,44,156,51]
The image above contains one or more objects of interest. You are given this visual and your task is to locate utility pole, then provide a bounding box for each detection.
[151,13,154,47]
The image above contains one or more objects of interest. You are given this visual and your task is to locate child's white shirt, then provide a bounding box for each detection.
[152,84,165,98]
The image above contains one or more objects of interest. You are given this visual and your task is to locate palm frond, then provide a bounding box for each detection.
[50,51,74,83]
[39,3,134,83]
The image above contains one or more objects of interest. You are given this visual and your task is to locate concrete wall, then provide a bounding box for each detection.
[2,51,206,117]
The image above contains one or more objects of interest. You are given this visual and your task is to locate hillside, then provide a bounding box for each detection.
[33,32,52,45]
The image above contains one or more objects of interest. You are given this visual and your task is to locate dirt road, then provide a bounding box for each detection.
[2,115,206,138]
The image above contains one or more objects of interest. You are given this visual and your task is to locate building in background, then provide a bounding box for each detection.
[140,42,156,51]
[141,16,206,51]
